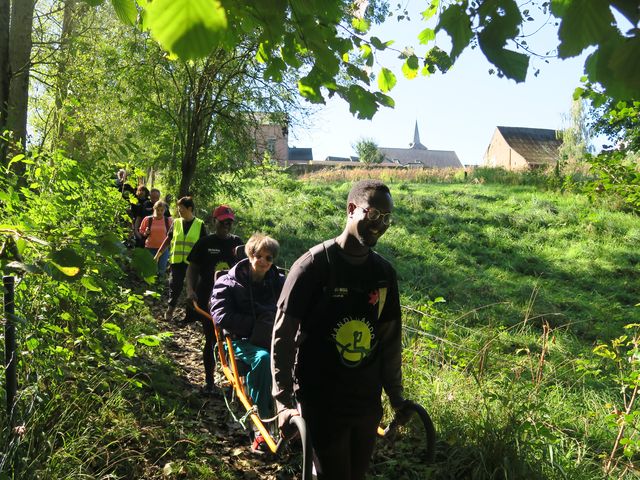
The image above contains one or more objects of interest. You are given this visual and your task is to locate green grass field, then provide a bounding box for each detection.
[227,173,640,479]
[3,167,640,479]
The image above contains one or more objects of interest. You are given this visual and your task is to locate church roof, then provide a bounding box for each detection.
[378,121,462,168]
[378,147,462,168]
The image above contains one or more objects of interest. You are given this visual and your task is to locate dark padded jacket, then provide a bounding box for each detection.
[210,258,285,339]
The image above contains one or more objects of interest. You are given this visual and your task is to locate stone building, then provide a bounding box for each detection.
[253,115,313,166]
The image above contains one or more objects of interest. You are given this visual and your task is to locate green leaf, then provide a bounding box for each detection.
[81,276,103,292]
[102,322,122,335]
[25,337,40,351]
[422,0,440,21]
[342,85,379,119]
[97,232,125,255]
[297,79,325,104]
[370,36,393,51]
[7,154,25,167]
[121,342,136,357]
[556,0,616,58]
[436,3,472,60]
[402,55,420,79]
[110,0,137,25]
[585,36,640,100]
[137,334,162,346]
[256,42,269,64]
[48,247,85,279]
[373,92,395,108]
[418,27,435,45]
[351,17,370,33]
[610,0,640,25]
[479,43,529,82]
[145,0,228,60]
[378,67,397,92]
[131,248,158,280]
[81,0,104,6]
[360,44,374,67]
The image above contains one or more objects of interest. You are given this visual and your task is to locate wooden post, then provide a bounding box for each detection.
[3,275,17,425]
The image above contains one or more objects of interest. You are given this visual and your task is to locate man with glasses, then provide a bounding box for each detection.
[271,179,409,480]
[186,205,243,395]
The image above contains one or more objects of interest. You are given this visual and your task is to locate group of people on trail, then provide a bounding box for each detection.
[116,173,409,480]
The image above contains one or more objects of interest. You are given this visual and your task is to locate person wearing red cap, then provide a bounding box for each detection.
[186,204,243,395]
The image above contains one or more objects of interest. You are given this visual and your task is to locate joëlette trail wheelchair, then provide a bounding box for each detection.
[192,281,436,478]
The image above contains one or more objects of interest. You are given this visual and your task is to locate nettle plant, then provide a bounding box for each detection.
[0,151,169,405]
[589,321,640,474]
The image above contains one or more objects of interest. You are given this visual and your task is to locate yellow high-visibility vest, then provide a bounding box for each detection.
[169,217,203,264]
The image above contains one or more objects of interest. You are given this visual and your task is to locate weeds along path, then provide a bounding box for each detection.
[150,300,300,479]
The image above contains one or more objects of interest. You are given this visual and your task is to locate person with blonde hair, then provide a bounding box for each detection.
[210,233,285,454]
[139,200,173,278]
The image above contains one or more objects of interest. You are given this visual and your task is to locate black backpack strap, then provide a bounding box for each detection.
[164,216,169,232]
[145,215,154,236]
[309,239,337,295]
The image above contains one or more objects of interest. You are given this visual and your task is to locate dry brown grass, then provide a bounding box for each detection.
[299,166,467,183]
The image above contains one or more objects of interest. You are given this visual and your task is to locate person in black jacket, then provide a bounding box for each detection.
[271,180,409,479]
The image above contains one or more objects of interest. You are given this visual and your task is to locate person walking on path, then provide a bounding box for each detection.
[271,179,410,480]
[186,205,243,394]
[155,196,206,321]
[139,200,173,278]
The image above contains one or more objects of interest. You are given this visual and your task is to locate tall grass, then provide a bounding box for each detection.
[226,169,640,479]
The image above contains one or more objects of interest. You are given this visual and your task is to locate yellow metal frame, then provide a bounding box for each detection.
[193,302,279,453]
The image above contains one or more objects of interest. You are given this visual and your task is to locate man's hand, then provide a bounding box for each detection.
[392,399,413,426]
[277,408,300,440]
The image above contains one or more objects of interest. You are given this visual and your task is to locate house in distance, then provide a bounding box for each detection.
[483,126,562,170]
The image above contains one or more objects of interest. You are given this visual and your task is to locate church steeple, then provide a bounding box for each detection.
[410,120,427,150]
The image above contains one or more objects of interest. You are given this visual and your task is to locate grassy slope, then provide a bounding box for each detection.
[5,169,639,479]
[227,175,640,479]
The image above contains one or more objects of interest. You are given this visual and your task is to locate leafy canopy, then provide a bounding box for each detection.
[85,0,639,119]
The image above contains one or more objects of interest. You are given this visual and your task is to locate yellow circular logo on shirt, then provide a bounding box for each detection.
[333,318,374,365]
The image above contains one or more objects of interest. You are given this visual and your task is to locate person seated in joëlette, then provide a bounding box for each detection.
[209,233,285,454]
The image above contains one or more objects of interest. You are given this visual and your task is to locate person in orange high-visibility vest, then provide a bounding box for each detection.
[155,196,206,322]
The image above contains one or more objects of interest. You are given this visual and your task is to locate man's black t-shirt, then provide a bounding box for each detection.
[187,234,243,307]
[277,240,401,417]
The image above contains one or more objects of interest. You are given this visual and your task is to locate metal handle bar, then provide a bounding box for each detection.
[275,415,313,480]
[382,400,436,463]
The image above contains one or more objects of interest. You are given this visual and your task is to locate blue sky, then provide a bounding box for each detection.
[288,4,589,166]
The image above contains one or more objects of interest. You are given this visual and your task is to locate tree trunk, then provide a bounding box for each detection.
[6,0,35,174]
[178,141,198,197]
[0,0,9,130]
[52,0,77,150]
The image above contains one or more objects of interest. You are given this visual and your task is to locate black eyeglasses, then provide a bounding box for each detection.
[254,254,274,262]
[220,220,234,226]
[357,206,393,225]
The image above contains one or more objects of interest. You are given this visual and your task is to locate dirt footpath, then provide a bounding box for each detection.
[153,301,303,480]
